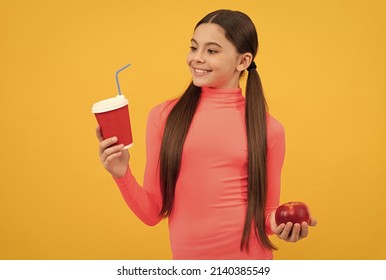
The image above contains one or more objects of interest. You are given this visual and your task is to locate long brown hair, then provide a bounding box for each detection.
[159,10,276,252]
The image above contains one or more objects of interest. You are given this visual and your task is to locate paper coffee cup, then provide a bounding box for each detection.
[92,95,133,149]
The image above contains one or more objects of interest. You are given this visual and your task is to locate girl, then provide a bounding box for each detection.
[96,9,316,259]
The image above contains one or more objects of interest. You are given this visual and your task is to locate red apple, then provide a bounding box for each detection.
[275,201,311,225]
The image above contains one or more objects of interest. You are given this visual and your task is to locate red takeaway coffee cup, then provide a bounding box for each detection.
[92,95,133,149]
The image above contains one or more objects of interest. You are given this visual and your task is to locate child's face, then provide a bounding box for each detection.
[187,23,245,89]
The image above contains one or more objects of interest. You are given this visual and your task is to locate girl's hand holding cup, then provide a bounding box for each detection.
[93,64,133,179]
[96,126,129,178]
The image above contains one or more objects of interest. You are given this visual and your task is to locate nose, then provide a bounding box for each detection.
[192,50,205,63]
[187,48,205,66]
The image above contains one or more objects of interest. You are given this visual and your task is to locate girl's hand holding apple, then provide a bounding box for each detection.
[270,201,317,243]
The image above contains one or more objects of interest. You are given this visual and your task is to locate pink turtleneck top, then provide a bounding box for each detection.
[114,87,285,259]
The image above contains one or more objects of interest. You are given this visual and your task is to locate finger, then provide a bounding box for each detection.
[99,137,118,155]
[279,222,293,240]
[273,223,286,235]
[289,223,301,242]
[95,126,104,142]
[300,222,309,239]
[309,218,318,226]
[101,143,124,163]
[104,150,123,165]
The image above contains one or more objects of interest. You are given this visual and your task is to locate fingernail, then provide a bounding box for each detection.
[112,137,117,142]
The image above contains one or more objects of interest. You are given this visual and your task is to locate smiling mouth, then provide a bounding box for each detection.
[193,68,211,75]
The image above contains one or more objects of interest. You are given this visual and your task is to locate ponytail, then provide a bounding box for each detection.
[159,9,277,253]
[241,68,277,251]
[159,82,201,217]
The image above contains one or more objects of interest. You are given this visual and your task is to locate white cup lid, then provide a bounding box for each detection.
[92,95,128,113]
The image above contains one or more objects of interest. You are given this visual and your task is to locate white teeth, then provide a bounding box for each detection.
[194,69,209,74]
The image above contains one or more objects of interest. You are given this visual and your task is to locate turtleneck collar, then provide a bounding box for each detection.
[200,87,244,105]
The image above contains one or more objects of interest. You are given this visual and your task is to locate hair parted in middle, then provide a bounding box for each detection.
[159,9,275,252]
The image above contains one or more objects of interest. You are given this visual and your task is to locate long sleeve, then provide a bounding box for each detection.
[264,115,286,235]
[112,86,285,259]
[113,101,173,226]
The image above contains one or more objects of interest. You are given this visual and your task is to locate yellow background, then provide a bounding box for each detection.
[1,0,385,259]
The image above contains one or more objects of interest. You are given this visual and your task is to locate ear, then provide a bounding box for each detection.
[236,53,253,72]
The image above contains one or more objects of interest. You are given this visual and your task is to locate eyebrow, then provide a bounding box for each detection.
[191,38,222,48]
